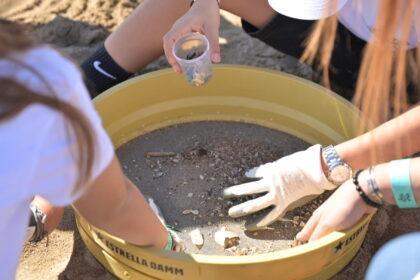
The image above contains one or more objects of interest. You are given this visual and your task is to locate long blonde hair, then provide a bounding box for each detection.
[0,19,94,192]
[302,0,419,131]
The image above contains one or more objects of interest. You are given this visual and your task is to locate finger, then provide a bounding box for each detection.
[228,194,273,218]
[163,32,182,73]
[223,180,269,198]
[246,205,282,230]
[309,222,333,241]
[163,27,193,73]
[245,163,272,179]
[169,230,185,252]
[296,211,321,242]
[204,24,220,63]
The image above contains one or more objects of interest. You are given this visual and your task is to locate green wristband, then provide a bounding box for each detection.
[163,231,174,251]
[390,159,418,208]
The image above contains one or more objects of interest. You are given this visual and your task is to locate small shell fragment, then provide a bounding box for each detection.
[190,228,204,248]
[215,227,240,249]
[182,209,199,215]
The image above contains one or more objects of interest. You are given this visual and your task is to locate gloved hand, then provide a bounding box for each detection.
[223,144,336,230]
[148,198,184,252]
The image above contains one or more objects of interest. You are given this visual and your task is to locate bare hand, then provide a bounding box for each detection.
[296,178,376,242]
[163,0,221,73]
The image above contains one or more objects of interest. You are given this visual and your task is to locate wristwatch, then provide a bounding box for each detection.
[322,145,352,186]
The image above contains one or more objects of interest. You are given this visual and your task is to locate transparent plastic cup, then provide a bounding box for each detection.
[172,33,213,86]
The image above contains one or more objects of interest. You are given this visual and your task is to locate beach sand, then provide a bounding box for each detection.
[1,1,418,279]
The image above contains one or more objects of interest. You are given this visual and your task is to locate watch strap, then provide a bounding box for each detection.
[323,145,344,170]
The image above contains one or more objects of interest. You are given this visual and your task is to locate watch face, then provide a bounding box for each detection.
[330,165,352,185]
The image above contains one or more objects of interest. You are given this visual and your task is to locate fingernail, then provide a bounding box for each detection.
[296,232,302,240]
[212,53,221,63]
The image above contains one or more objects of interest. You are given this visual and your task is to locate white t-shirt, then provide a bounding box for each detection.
[0,47,114,279]
[268,0,419,48]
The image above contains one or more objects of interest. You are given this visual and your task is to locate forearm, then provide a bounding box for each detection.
[74,158,167,249]
[372,157,420,205]
[335,105,420,170]
[97,179,168,248]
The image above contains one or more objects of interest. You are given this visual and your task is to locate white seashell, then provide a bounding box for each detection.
[190,228,204,248]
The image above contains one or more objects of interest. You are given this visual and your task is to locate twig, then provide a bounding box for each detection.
[146,152,177,158]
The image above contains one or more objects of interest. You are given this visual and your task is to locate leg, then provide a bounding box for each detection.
[82,0,275,95]
[239,10,365,99]
[106,0,275,73]
[105,0,192,73]
[366,233,420,280]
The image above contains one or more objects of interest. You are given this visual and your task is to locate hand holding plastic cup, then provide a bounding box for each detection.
[172,33,213,86]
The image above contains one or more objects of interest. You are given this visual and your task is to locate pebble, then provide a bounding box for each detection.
[187,193,193,198]
[190,228,204,248]
[299,221,306,227]
[199,175,204,180]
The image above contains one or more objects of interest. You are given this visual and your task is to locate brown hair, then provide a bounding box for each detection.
[301,0,419,131]
[0,19,94,192]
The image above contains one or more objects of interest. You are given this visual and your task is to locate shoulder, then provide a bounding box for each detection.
[0,46,88,105]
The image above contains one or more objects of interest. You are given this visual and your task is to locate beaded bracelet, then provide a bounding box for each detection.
[353,170,382,208]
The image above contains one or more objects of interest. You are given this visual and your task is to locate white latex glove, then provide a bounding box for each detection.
[148,198,184,252]
[223,144,336,230]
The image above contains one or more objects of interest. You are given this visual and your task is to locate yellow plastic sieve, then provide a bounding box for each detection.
[76,65,373,280]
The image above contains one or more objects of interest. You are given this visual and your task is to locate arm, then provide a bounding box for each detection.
[334,105,420,170]
[73,157,168,248]
[223,107,419,230]
[297,157,420,241]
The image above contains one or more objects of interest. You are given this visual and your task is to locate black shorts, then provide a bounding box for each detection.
[242,13,366,100]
